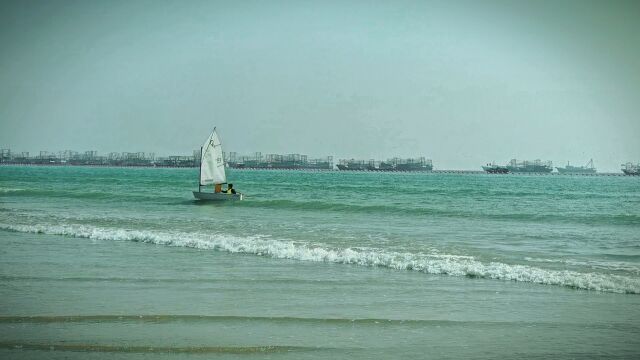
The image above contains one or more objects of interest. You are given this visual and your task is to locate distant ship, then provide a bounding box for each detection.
[392,158,433,172]
[621,162,640,176]
[226,153,334,170]
[482,163,509,174]
[556,159,596,174]
[336,160,369,171]
[506,159,553,173]
[337,157,433,172]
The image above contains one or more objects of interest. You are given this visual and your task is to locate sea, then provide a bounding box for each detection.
[0,165,639,359]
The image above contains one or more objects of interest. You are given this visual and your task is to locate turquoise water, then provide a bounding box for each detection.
[1,166,639,358]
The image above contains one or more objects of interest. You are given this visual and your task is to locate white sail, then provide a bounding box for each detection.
[199,128,226,185]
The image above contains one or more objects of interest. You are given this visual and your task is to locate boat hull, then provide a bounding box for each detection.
[506,167,553,173]
[556,167,596,174]
[193,191,243,201]
[482,165,509,174]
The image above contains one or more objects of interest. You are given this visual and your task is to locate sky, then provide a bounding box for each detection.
[0,0,639,171]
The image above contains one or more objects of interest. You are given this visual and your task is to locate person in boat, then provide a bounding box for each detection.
[224,183,236,194]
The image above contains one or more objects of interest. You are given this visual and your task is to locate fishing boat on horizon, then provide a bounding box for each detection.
[506,159,553,173]
[621,162,640,176]
[336,157,433,172]
[482,163,510,174]
[556,159,597,174]
[193,127,243,201]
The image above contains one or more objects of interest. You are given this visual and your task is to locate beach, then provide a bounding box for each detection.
[1,166,639,359]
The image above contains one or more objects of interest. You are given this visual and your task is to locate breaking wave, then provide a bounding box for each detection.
[1,223,638,294]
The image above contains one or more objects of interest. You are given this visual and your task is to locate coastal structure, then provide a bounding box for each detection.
[556,159,597,174]
[1,146,636,176]
[506,159,553,173]
[337,157,433,172]
[0,148,333,169]
[226,152,333,170]
[0,148,197,167]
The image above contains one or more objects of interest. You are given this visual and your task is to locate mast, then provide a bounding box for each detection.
[198,146,203,191]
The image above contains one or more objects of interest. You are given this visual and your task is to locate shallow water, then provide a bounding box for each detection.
[1,166,639,358]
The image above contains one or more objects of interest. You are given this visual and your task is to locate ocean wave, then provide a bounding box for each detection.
[0,342,309,354]
[0,315,494,325]
[0,188,25,193]
[242,199,640,226]
[0,187,179,202]
[524,257,564,263]
[2,315,636,332]
[4,187,638,225]
[1,223,639,294]
[524,257,640,274]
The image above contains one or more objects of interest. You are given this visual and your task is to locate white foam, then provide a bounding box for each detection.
[1,222,639,294]
[524,257,640,274]
[0,188,25,193]
[524,257,565,263]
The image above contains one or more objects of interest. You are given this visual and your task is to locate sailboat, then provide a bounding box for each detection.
[193,127,243,201]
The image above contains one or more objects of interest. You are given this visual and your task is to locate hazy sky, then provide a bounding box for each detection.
[1,0,639,170]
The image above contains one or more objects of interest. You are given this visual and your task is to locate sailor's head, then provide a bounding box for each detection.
[228,183,233,188]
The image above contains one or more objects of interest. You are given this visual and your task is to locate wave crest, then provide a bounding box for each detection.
[1,223,638,294]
